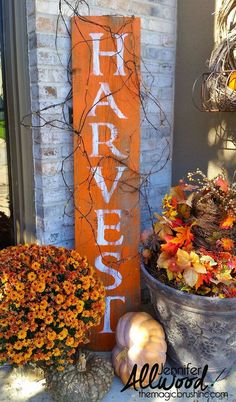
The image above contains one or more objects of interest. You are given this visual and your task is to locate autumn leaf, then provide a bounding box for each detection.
[214,176,228,192]
[177,204,191,219]
[176,249,207,287]
[183,269,198,287]
[200,255,217,266]
[161,240,179,255]
[195,274,204,290]
[176,249,191,269]
[177,250,207,272]
[157,252,170,269]
[166,269,174,281]
[153,215,173,241]
[170,185,186,203]
[216,268,232,283]
[157,252,180,273]
[170,225,194,247]
[220,215,235,229]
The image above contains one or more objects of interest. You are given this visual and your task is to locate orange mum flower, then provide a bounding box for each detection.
[13,354,23,364]
[81,277,90,290]
[15,282,25,291]
[31,262,40,270]
[46,341,54,350]
[65,337,74,347]
[31,280,39,292]
[81,292,89,301]
[45,316,53,325]
[55,294,65,304]
[37,282,46,293]
[90,290,99,301]
[67,348,76,356]
[40,300,48,309]
[38,310,47,319]
[0,244,106,369]
[221,238,234,251]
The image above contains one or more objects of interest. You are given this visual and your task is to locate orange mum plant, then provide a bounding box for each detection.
[0,244,105,371]
[142,170,236,298]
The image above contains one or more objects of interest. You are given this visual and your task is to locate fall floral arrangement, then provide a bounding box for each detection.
[0,244,105,371]
[142,170,236,298]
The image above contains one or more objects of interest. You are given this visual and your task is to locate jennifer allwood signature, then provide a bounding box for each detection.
[120,363,226,392]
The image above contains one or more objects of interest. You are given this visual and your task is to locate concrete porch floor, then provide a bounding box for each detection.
[0,357,235,402]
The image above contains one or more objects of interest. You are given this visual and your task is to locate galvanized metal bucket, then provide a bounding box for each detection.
[141,263,236,382]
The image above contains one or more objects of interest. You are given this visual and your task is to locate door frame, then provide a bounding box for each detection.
[1,0,36,244]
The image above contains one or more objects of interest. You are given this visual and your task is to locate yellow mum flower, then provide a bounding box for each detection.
[34,338,44,348]
[57,366,65,372]
[24,350,33,360]
[82,310,90,318]
[58,328,68,340]
[28,272,37,282]
[17,330,27,340]
[53,348,61,357]
[76,300,84,311]
[14,341,24,350]
[47,330,57,341]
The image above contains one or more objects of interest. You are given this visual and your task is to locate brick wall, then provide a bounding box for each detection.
[26,0,177,248]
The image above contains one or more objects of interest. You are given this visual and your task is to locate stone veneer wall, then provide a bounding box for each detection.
[26,0,177,248]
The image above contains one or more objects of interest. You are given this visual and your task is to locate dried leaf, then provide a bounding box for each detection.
[183,269,198,287]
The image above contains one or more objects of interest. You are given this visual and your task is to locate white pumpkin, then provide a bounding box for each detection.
[112,312,167,385]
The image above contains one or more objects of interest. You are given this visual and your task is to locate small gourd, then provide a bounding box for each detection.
[112,312,167,386]
[45,350,114,402]
[227,71,236,91]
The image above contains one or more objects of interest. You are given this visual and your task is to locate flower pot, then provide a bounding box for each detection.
[141,263,236,382]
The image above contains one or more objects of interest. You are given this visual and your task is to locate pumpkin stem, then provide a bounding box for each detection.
[77,352,87,372]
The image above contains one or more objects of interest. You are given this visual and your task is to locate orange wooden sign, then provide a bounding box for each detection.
[72,16,140,350]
